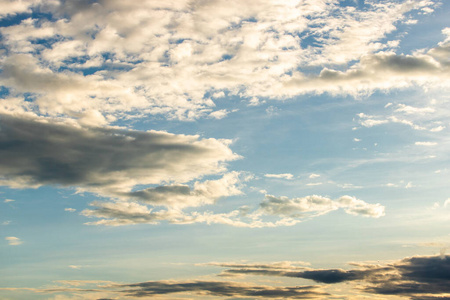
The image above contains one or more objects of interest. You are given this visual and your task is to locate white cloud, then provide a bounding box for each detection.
[4,199,15,203]
[259,195,385,219]
[386,183,398,187]
[444,199,450,208]
[68,265,82,269]
[309,173,321,179]
[83,192,384,227]
[405,182,415,189]
[431,202,440,209]
[65,208,76,212]
[430,126,445,132]
[0,0,443,122]
[395,104,435,115]
[264,173,294,180]
[415,141,437,146]
[209,109,230,120]
[0,0,38,17]
[125,172,244,209]
[5,236,22,246]
[306,183,322,186]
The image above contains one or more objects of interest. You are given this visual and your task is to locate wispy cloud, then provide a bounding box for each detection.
[264,173,294,180]
[5,236,22,246]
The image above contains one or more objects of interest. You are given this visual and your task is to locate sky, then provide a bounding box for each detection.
[0,0,449,299]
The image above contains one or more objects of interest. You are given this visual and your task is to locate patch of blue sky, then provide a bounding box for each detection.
[396,0,450,54]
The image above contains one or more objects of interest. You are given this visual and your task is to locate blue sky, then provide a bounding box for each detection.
[0,0,449,299]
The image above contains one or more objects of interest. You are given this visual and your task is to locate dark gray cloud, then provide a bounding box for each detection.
[117,280,328,298]
[0,113,238,197]
[217,255,450,299]
[221,267,378,284]
[364,256,450,296]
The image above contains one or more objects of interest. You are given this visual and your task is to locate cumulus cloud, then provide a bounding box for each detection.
[0,0,443,121]
[5,236,22,246]
[0,113,239,195]
[0,0,38,17]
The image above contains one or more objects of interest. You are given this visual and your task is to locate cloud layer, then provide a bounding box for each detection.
[2,255,449,299]
[0,0,445,122]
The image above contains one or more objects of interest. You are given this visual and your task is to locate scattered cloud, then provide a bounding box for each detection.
[405,182,416,189]
[65,208,76,212]
[68,265,82,270]
[309,174,321,179]
[264,173,294,180]
[4,199,15,203]
[4,255,450,299]
[395,104,435,115]
[217,255,450,299]
[5,236,22,246]
[82,193,384,227]
[415,141,438,146]
[444,199,450,208]
[0,0,443,122]
[258,195,384,219]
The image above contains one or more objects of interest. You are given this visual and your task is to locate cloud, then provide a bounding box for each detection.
[0,114,239,198]
[357,113,426,130]
[308,174,321,179]
[65,208,76,212]
[0,0,443,122]
[116,280,328,299]
[395,104,435,115]
[4,255,450,299]
[444,199,450,208]
[68,265,82,269]
[0,0,38,17]
[264,173,294,180]
[124,172,243,209]
[3,199,15,203]
[207,261,311,270]
[83,193,384,227]
[0,280,328,299]
[259,195,384,219]
[217,255,450,299]
[5,236,22,246]
[415,141,438,146]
